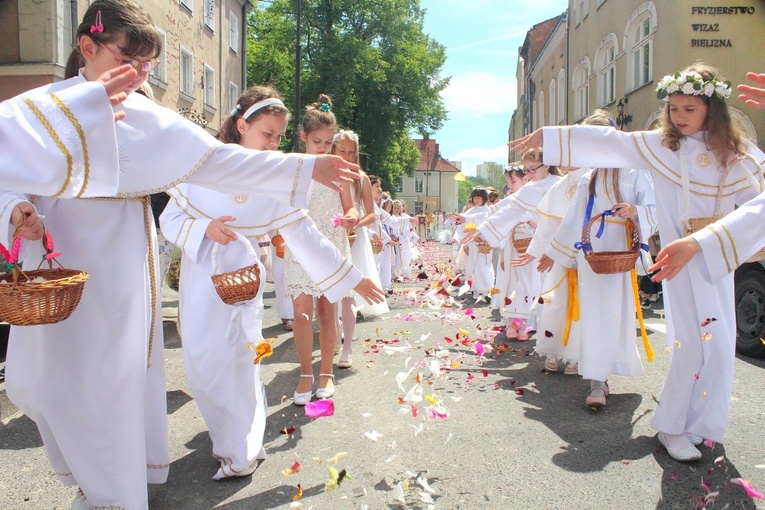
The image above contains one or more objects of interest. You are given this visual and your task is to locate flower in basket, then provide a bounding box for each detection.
[463,223,477,232]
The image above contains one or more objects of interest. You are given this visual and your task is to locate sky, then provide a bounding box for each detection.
[419,0,568,176]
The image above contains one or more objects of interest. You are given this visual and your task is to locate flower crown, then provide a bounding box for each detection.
[656,72,732,101]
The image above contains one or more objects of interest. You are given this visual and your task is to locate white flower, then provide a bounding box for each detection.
[703,82,716,96]
[659,75,674,89]
[676,75,687,86]
[682,82,695,95]
[716,85,730,98]
[667,82,679,94]
[688,72,703,82]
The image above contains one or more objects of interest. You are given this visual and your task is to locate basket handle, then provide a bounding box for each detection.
[511,221,534,239]
[576,212,642,254]
[211,232,259,275]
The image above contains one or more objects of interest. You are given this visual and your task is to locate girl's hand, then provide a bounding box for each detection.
[527,220,538,229]
[612,203,637,219]
[409,217,419,226]
[737,72,765,110]
[508,128,544,154]
[371,233,382,244]
[460,230,481,244]
[536,254,554,272]
[512,253,535,267]
[205,216,238,245]
[96,64,138,122]
[449,214,465,224]
[11,203,44,241]
[353,276,385,304]
[312,155,360,192]
[649,237,701,282]
[339,213,358,230]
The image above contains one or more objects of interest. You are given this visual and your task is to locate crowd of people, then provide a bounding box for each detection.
[1,0,765,508]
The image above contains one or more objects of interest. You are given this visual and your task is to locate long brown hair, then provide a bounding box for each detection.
[65,0,162,79]
[218,86,290,144]
[658,62,745,165]
[582,109,622,203]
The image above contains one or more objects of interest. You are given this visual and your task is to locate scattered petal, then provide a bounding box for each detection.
[365,430,383,441]
[305,399,335,418]
[731,478,765,499]
[292,484,303,501]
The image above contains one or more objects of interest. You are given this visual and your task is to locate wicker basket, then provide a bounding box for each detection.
[210,234,262,305]
[348,232,357,247]
[371,239,382,254]
[0,233,89,327]
[511,222,534,254]
[684,217,765,263]
[581,213,641,274]
[477,243,492,254]
[271,234,285,259]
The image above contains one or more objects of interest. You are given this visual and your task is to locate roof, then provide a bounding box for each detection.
[413,138,461,172]
[519,14,564,73]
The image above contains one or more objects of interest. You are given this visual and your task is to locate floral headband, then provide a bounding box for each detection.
[656,72,732,101]
[333,129,359,144]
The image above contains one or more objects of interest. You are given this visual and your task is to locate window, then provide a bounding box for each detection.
[204,0,215,29]
[414,175,424,193]
[180,46,194,97]
[624,3,656,92]
[549,80,556,125]
[557,68,566,123]
[180,0,193,11]
[573,59,590,121]
[203,64,215,109]
[229,82,239,114]
[229,11,239,53]
[575,0,589,25]
[538,91,545,128]
[150,28,167,83]
[532,98,538,131]
[395,178,403,193]
[596,35,617,106]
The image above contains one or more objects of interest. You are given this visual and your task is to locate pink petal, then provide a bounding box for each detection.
[305,399,335,418]
[703,438,715,448]
[731,478,765,499]
[465,308,474,315]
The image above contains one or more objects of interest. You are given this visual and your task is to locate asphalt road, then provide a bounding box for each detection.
[1,241,764,509]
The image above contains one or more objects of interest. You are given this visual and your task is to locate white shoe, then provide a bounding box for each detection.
[293,374,314,406]
[544,358,559,372]
[337,357,352,369]
[564,362,579,375]
[212,460,259,480]
[70,490,94,510]
[658,432,703,462]
[686,432,704,446]
[316,373,335,399]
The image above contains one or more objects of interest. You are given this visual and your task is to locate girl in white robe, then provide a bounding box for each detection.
[548,167,657,408]
[159,88,369,481]
[472,153,560,340]
[332,130,389,368]
[392,200,413,278]
[511,63,764,461]
[460,188,495,299]
[519,166,587,373]
[491,166,527,312]
[0,4,378,508]
[269,229,294,329]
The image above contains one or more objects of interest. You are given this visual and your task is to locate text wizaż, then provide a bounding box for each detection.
[688,5,755,48]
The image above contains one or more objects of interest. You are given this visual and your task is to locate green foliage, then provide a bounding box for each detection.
[246,0,449,185]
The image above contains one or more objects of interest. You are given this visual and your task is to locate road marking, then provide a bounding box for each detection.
[644,321,666,334]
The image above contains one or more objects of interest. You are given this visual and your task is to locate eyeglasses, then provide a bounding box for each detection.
[98,43,160,73]
[523,164,544,174]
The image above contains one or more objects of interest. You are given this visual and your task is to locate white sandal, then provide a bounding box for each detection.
[316,373,335,399]
[293,374,314,406]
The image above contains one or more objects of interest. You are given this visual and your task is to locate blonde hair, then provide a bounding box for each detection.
[332,130,362,201]
[658,62,745,165]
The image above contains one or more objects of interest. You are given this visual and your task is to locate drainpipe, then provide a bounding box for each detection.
[70,0,79,50]
[242,1,251,89]
[564,9,569,125]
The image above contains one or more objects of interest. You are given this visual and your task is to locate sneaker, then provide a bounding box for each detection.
[640,297,651,309]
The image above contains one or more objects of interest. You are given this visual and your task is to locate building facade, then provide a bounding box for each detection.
[511,0,764,156]
[397,138,460,214]
[0,0,250,134]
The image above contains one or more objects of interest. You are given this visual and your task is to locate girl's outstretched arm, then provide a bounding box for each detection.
[648,237,701,282]
[737,72,765,110]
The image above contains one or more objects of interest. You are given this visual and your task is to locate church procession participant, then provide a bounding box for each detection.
[0,2,380,509]
[509,63,765,462]
[160,86,379,481]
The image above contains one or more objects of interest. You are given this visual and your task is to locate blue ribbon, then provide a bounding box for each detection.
[595,210,614,239]
[574,241,592,253]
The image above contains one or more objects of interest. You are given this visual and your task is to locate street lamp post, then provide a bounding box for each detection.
[293,0,302,152]
[616,97,632,131]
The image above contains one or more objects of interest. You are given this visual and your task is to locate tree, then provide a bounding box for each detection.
[246,0,449,190]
